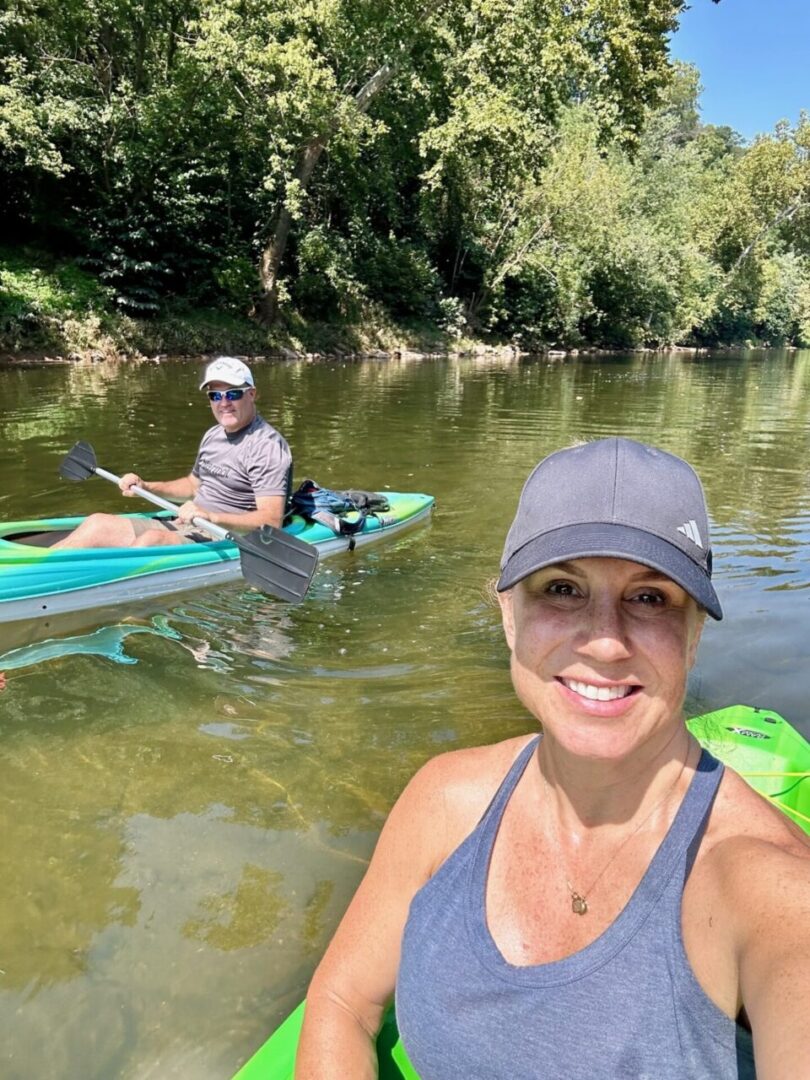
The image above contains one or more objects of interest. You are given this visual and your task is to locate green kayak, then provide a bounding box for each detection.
[233,704,810,1079]
[0,493,434,626]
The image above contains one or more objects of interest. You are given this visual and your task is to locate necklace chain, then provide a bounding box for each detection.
[545,743,692,916]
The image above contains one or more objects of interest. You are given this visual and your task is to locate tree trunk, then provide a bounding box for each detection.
[256,62,395,326]
[255,139,327,325]
[727,195,805,278]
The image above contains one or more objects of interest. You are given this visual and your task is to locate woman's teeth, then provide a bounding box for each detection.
[563,679,633,702]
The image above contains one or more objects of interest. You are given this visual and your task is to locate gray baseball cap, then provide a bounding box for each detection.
[497,438,722,620]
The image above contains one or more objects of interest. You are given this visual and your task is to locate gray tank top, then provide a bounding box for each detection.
[396,738,755,1079]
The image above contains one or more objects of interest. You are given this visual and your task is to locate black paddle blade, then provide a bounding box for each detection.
[59,441,98,482]
[234,524,319,603]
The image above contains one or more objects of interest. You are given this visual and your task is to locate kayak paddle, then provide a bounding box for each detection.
[58,441,318,603]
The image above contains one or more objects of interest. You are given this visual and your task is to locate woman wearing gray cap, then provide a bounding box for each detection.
[296,438,809,1079]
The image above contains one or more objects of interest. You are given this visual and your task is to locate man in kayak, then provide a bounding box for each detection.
[54,356,291,549]
[295,438,810,1079]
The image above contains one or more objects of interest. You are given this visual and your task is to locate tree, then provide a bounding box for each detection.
[187,0,690,324]
[9,0,772,346]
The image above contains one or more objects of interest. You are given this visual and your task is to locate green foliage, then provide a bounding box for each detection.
[752,252,808,344]
[3,1,810,350]
[0,247,113,347]
[213,254,258,313]
[292,226,365,319]
[481,69,810,349]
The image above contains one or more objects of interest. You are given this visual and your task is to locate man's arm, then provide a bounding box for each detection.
[175,494,285,531]
[120,472,200,502]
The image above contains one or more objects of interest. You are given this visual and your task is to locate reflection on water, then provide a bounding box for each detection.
[0,618,182,670]
[2,350,810,1077]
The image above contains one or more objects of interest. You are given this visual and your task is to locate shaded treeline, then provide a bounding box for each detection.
[2,0,809,350]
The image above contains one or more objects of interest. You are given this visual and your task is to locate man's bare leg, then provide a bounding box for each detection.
[51,513,141,549]
[132,528,192,548]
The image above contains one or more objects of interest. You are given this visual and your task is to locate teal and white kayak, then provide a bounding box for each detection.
[0,492,434,624]
[233,705,810,1080]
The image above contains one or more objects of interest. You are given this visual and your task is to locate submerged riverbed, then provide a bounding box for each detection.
[1,350,810,1078]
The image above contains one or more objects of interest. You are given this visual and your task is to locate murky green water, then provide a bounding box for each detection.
[1,350,810,1078]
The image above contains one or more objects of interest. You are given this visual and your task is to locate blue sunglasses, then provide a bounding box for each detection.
[207,386,251,402]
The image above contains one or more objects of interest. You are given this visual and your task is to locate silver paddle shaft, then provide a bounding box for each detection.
[94,464,230,542]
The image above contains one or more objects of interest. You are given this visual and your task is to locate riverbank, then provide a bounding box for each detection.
[0,247,492,363]
[0,246,781,364]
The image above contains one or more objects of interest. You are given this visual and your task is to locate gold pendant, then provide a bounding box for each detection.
[571,892,588,915]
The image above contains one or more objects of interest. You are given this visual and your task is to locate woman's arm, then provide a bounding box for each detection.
[735,838,810,1077]
[294,755,453,1079]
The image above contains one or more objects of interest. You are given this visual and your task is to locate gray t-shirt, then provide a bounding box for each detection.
[192,414,291,513]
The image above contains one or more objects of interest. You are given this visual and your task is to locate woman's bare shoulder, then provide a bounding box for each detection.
[698,767,810,1057]
[688,768,808,985]
[699,765,810,910]
[707,765,809,856]
[396,734,537,859]
[414,733,535,781]
[414,734,536,796]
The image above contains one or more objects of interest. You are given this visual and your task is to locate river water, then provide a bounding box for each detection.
[0,350,809,1077]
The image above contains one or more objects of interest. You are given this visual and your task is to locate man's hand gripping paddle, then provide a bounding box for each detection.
[59,441,318,603]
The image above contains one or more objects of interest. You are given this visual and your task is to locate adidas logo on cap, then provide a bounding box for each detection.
[677,520,703,548]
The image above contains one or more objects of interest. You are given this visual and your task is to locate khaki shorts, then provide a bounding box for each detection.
[129,516,210,544]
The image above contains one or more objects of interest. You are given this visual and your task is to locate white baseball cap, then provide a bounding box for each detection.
[199,356,255,389]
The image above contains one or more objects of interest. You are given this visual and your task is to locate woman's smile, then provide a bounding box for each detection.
[557,677,640,702]
[499,556,705,754]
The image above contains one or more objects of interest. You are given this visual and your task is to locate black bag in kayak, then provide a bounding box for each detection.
[289,479,389,547]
